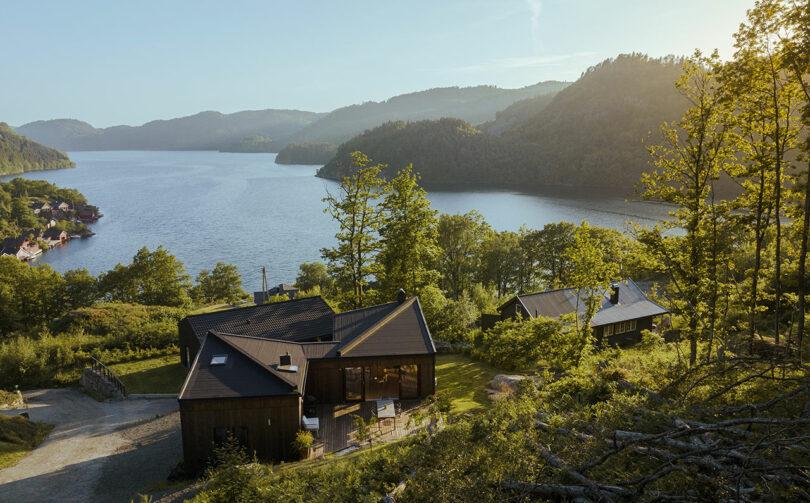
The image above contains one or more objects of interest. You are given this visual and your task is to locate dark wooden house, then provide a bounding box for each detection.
[178,294,435,469]
[493,279,668,346]
[253,283,299,305]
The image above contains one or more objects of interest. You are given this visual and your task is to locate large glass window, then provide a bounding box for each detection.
[344,367,364,401]
[365,366,399,400]
[400,365,419,398]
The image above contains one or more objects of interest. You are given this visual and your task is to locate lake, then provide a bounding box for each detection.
[2,151,672,291]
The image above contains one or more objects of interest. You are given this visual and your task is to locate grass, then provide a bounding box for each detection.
[108,355,188,395]
[0,415,53,470]
[435,353,505,415]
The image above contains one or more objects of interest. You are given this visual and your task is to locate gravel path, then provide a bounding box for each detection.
[0,389,180,503]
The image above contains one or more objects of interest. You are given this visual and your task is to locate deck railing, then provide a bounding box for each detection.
[88,356,127,398]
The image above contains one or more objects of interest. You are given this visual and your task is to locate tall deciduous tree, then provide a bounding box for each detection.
[192,263,247,305]
[639,51,736,366]
[562,221,620,361]
[98,246,191,307]
[436,211,490,299]
[377,165,440,299]
[321,152,385,309]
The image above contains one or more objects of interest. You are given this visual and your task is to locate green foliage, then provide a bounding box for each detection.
[192,263,248,305]
[199,434,261,503]
[377,164,440,298]
[294,261,332,292]
[292,430,314,454]
[0,123,74,176]
[435,211,490,299]
[98,246,192,308]
[321,152,385,309]
[475,316,566,371]
[0,178,90,240]
[563,221,621,352]
[275,142,337,164]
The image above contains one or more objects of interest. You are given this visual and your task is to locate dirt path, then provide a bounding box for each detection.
[0,389,180,503]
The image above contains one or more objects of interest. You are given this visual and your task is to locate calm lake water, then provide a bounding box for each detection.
[2,151,672,291]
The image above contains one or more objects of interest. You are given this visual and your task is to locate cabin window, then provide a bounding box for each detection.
[344,367,364,401]
[614,320,638,335]
[603,324,614,337]
[210,354,228,365]
[213,426,248,447]
[400,365,419,398]
[213,427,228,445]
[185,347,190,367]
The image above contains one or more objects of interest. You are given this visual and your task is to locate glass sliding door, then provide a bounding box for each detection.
[365,366,400,400]
[400,365,419,398]
[344,366,364,401]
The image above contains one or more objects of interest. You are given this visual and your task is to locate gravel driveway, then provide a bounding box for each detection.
[0,389,181,503]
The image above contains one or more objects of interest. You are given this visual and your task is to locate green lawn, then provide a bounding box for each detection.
[0,415,53,470]
[435,353,505,415]
[108,355,188,395]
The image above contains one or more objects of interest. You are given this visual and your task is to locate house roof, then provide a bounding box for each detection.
[42,229,66,239]
[500,279,668,327]
[179,296,436,400]
[332,297,436,358]
[178,331,304,401]
[183,296,334,343]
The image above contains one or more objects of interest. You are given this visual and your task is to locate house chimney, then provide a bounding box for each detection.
[397,289,407,304]
[279,352,291,367]
[609,284,620,304]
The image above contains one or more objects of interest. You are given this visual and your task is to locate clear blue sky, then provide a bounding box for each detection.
[5,0,751,127]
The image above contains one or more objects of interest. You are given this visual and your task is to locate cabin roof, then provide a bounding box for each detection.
[500,279,668,326]
[184,295,334,343]
[178,331,303,401]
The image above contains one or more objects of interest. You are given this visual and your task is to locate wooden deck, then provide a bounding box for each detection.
[309,400,424,457]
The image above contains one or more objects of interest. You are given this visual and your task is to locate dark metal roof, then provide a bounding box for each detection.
[178,332,303,401]
[183,296,334,343]
[334,297,436,358]
[333,302,398,343]
[499,279,668,327]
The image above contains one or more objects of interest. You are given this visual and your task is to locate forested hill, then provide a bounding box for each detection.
[284,81,569,147]
[15,109,324,152]
[0,123,75,176]
[318,54,689,190]
[503,53,688,187]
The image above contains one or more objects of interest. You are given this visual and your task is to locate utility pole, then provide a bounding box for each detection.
[261,266,269,304]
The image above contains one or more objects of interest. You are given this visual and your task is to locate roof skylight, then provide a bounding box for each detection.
[210,354,228,365]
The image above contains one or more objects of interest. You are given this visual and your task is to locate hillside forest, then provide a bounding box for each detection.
[0,123,74,176]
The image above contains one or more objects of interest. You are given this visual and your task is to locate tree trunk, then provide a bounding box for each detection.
[798,162,810,360]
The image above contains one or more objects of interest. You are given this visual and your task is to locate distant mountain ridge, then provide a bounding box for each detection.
[318,54,690,191]
[284,81,569,147]
[0,123,75,176]
[15,109,324,152]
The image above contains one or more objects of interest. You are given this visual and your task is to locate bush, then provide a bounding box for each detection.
[474,316,567,371]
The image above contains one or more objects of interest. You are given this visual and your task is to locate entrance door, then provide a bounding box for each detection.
[344,367,363,401]
[365,366,400,400]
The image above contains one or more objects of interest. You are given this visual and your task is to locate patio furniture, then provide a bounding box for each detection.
[302,415,319,437]
[376,399,398,437]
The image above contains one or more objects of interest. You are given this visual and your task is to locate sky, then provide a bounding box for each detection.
[4,0,752,128]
